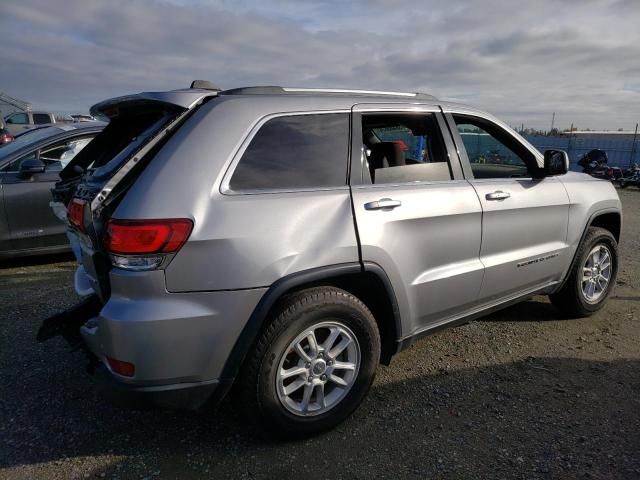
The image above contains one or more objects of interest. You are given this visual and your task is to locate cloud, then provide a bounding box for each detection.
[0,0,638,129]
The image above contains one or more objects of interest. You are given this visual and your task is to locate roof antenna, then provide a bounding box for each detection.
[190,80,221,91]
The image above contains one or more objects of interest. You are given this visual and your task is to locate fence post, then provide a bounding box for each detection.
[631,123,638,168]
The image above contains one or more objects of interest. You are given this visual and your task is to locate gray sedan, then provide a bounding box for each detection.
[0,123,104,258]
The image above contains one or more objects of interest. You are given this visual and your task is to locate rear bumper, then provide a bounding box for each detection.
[93,365,224,410]
[82,269,266,384]
[40,266,267,410]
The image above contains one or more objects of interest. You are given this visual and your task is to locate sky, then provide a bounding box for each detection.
[1,0,639,130]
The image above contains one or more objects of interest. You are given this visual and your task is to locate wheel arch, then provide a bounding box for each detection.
[556,208,621,292]
[220,262,402,382]
[589,210,621,243]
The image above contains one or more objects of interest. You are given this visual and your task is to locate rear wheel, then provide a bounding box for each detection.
[550,227,618,317]
[236,287,380,437]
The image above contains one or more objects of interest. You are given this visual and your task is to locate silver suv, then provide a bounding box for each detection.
[40,82,622,437]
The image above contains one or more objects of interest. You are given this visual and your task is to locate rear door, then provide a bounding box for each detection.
[444,110,571,302]
[350,104,484,337]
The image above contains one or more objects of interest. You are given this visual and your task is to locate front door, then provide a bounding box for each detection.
[0,136,93,251]
[445,112,571,302]
[350,105,484,337]
[1,168,64,251]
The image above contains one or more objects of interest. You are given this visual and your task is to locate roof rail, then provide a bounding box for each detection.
[283,87,436,100]
[219,86,436,100]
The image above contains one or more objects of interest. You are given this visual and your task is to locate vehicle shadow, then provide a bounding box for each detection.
[0,252,74,270]
[611,295,640,302]
[1,345,638,478]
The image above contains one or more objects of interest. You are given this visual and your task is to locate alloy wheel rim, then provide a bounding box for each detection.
[581,244,612,303]
[276,321,360,417]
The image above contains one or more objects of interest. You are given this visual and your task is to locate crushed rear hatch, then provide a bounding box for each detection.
[50,87,218,302]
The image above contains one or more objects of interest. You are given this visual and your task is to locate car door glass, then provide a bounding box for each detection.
[452,115,534,179]
[361,113,452,184]
[229,113,349,191]
[6,113,28,125]
[41,137,94,171]
[2,152,36,172]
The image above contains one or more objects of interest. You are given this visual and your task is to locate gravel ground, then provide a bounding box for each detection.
[0,190,638,480]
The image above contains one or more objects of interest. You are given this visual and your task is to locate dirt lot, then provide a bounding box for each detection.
[0,190,638,480]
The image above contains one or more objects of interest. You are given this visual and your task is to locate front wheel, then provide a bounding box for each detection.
[550,226,618,317]
[236,287,380,437]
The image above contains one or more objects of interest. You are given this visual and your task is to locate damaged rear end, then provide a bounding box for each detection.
[38,85,219,409]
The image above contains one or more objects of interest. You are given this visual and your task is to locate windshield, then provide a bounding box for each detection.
[0,127,64,159]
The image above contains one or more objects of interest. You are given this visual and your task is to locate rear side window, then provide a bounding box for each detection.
[33,113,51,124]
[229,113,349,191]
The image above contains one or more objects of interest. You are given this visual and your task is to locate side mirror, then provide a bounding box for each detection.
[543,149,569,176]
[19,158,46,177]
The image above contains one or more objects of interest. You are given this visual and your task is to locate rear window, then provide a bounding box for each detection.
[229,113,349,191]
[33,113,51,124]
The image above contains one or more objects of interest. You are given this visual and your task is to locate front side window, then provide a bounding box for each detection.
[41,137,94,171]
[230,113,349,191]
[1,136,94,172]
[33,113,52,125]
[453,115,535,179]
[361,113,452,184]
[2,152,36,172]
[6,113,28,125]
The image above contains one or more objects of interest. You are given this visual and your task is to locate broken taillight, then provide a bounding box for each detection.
[67,199,87,232]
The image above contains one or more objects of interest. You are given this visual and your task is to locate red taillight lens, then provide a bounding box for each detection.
[0,133,14,144]
[67,199,87,232]
[105,219,193,255]
[106,357,135,377]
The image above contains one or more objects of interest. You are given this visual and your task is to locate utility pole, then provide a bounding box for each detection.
[568,123,574,161]
[631,122,638,168]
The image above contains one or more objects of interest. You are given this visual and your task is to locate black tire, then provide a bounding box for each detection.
[550,226,618,317]
[619,180,627,189]
[236,286,380,438]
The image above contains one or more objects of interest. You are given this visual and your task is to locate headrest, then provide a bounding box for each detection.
[369,142,406,169]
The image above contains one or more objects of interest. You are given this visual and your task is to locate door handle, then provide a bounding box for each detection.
[485,190,511,201]
[364,198,402,210]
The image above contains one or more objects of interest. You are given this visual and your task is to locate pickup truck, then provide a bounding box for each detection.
[4,111,57,135]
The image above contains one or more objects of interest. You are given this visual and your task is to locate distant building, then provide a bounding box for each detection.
[0,92,31,119]
[561,130,638,141]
